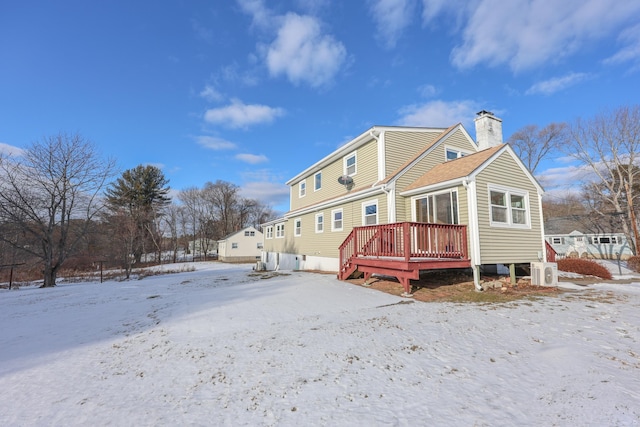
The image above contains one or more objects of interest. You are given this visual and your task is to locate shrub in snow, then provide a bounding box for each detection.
[626,256,640,273]
[557,258,612,280]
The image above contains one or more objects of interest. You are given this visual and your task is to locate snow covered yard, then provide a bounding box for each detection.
[1,263,639,426]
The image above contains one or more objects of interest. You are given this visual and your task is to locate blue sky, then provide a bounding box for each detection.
[2,0,640,213]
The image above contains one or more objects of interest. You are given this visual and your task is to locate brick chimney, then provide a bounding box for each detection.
[474,110,503,150]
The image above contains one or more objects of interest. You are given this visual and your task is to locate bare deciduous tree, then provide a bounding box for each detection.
[565,104,640,254]
[507,122,567,174]
[0,133,116,287]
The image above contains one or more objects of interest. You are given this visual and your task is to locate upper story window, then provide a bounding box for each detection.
[231,242,238,249]
[446,147,471,161]
[314,172,322,191]
[244,230,255,237]
[315,213,324,233]
[489,185,530,228]
[294,218,302,237]
[551,237,564,244]
[591,236,619,244]
[265,226,273,239]
[363,200,378,226]
[332,209,343,232]
[257,242,263,249]
[276,223,285,238]
[344,152,357,176]
[299,180,306,198]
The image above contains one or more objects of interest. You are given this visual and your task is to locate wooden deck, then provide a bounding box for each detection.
[338,222,471,295]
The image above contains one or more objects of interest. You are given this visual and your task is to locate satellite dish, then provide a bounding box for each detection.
[337,175,353,185]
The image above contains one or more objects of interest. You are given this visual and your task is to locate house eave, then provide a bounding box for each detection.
[285,185,385,218]
[285,126,447,186]
[400,177,467,197]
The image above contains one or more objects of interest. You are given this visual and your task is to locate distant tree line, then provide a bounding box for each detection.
[0,133,277,286]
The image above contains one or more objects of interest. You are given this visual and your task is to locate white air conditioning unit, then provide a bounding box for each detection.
[530,262,558,286]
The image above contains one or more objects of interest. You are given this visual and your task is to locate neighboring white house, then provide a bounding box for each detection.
[545,216,633,260]
[217,226,263,263]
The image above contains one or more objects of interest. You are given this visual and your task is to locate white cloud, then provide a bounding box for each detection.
[265,13,347,87]
[369,0,416,48]
[424,0,640,72]
[0,142,25,157]
[396,99,479,128]
[200,85,224,102]
[421,0,467,24]
[236,153,268,164]
[418,84,439,98]
[237,0,274,29]
[239,180,290,208]
[195,136,237,150]
[604,24,640,70]
[537,161,596,200]
[525,72,591,95]
[204,99,285,129]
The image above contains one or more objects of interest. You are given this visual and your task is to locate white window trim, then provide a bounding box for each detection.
[362,200,379,226]
[487,184,531,229]
[294,218,302,237]
[315,212,324,233]
[410,189,459,224]
[231,242,238,249]
[314,172,322,191]
[299,180,306,198]
[331,208,344,232]
[275,222,285,238]
[343,151,357,176]
[265,226,273,239]
[445,145,472,161]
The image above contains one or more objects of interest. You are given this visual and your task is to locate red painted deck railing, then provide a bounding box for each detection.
[545,240,557,262]
[339,222,468,277]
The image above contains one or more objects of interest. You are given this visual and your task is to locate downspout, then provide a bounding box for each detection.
[463,178,483,291]
[538,191,547,262]
[381,183,396,223]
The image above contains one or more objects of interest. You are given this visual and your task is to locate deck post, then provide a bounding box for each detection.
[509,263,516,287]
[403,222,411,262]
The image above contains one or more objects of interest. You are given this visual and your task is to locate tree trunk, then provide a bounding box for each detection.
[42,265,57,287]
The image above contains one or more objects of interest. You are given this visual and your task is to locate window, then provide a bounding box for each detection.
[265,226,273,239]
[363,201,378,226]
[276,223,285,238]
[551,237,564,244]
[257,242,263,249]
[315,213,324,233]
[244,230,255,237]
[314,172,322,191]
[414,190,459,224]
[489,186,530,228]
[299,180,306,198]
[344,152,357,176]
[445,147,470,161]
[591,236,618,244]
[294,218,302,237]
[231,243,238,249]
[332,209,343,231]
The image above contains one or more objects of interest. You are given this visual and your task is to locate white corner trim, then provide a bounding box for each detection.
[464,179,482,265]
